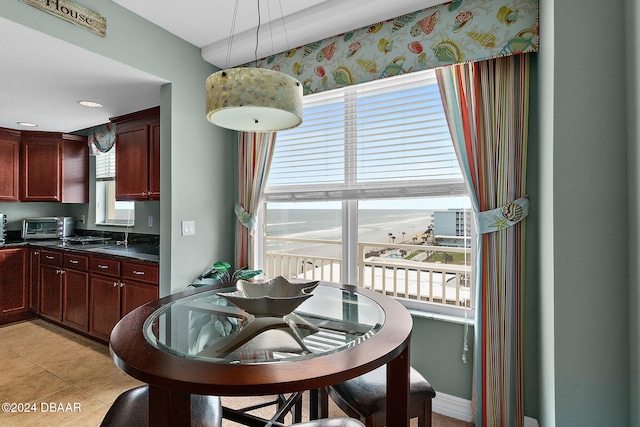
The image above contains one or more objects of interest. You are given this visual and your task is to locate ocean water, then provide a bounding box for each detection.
[265,209,434,257]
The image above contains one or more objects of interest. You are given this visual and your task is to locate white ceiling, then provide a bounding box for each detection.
[1,0,437,133]
[113,0,439,69]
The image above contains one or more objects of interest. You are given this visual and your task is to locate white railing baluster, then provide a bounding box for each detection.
[264,238,471,308]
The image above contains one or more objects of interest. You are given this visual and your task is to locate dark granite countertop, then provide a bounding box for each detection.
[0,238,159,263]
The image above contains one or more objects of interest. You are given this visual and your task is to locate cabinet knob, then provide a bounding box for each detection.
[147,191,152,196]
[142,192,146,196]
[98,265,109,269]
[133,270,145,276]
[69,259,79,264]
[120,282,125,287]
[113,282,118,287]
[46,255,54,260]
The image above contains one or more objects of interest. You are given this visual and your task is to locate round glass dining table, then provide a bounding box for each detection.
[109,281,413,426]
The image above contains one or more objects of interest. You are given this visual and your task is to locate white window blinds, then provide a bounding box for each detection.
[95,146,116,180]
[265,69,466,202]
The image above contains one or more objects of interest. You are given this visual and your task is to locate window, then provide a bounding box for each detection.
[261,69,473,313]
[95,145,134,226]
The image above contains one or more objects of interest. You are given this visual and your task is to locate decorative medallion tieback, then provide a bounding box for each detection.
[235,203,256,230]
[476,197,529,234]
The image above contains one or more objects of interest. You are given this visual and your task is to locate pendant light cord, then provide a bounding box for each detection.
[225,0,241,69]
[254,0,261,66]
[255,0,290,67]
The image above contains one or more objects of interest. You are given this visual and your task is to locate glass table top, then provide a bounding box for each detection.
[143,284,385,364]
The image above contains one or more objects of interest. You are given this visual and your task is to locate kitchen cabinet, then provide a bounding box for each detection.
[39,249,89,330]
[28,248,40,313]
[62,253,89,332]
[21,131,88,203]
[0,248,28,324]
[0,127,21,202]
[40,250,63,322]
[121,261,159,316]
[111,106,160,201]
[89,256,158,341]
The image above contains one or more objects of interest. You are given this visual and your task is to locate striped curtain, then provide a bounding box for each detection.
[235,131,277,271]
[435,54,530,426]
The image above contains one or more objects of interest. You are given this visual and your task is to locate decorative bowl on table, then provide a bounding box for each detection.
[218,276,319,317]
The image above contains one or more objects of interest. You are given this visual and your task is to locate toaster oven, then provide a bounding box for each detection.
[22,217,75,240]
[0,213,6,245]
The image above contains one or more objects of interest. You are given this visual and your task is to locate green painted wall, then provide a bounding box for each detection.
[538,0,632,425]
[626,0,640,426]
[411,317,474,399]
[1,1,236,296]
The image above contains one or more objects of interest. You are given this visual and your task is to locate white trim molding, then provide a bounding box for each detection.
[433,392,539,427]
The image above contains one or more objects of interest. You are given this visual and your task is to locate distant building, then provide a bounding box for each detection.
[433,209,471,248]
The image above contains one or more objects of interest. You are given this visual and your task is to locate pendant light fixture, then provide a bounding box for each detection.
[206,0,303,132]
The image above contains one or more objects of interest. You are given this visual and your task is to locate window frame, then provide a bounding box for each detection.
[258,69,475,318]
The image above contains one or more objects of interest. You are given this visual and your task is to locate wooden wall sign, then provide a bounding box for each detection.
[20,0,106,37]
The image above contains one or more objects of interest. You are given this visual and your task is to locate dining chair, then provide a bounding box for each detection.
[326,365,436,427]
[100,385,223,427]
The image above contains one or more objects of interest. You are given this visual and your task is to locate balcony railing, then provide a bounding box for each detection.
[264,237,472,308]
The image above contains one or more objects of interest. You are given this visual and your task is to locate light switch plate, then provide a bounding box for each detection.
[181,220,195,236]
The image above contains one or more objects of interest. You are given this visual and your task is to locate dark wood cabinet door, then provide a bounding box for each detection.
[121,280,158,317]
[40,264,63,322]
[29,249,41,312]
[115,124,150,201]
[149,119,161,200]
[0,248,28,316]
[0,133,20,202]
[60,136,89,203]
[89,275,121,341]
[21,138,62,201]
[63,269,89,331]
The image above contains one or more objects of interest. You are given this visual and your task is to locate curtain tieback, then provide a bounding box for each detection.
[476,197,529,234]
[235,203,256,230]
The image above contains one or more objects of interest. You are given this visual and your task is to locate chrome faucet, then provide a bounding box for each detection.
[116,231,129,248]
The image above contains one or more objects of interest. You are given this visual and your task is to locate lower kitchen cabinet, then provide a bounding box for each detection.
[62,253,89,332]
[89,257,158,341]
[11,247,158,340]
[0,247,28,324]
[122,280,158,318]
[28,248,40,313]
[40,250,63,322]
[89,275,121,341]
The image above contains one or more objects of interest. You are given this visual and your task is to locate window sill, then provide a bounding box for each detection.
[96,222,135,227]
[407,308,475,325]
[399,300,475,325]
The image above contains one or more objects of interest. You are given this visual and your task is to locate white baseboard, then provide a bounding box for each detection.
[433,392,539,427]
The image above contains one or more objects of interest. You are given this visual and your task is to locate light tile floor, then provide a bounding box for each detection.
[0,319,142,426]
[0,319,471,427]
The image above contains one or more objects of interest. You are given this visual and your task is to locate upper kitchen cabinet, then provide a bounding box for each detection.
[111,107,160,201]
[21,131,88,203]
[0,127,20,202]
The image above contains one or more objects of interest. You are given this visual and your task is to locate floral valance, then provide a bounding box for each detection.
[250,0,538,95]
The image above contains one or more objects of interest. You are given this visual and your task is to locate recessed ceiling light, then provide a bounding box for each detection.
[17,122,38,127]
[78,100,103,108]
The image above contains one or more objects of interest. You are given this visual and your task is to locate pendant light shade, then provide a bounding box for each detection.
[206,67,303,132]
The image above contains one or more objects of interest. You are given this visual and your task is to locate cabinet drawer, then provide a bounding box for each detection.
[122,262,158,285]
[90,257,120,277]
[63,253,88,271]
[41,250,62,266]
